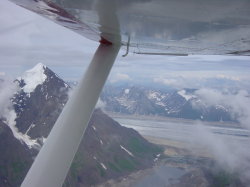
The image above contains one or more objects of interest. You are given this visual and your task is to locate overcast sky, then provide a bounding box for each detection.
[0,1,250,90]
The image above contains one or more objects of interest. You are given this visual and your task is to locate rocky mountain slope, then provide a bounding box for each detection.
[100,86,233,122]
[0,63,162,187]
[0,120,34,187]
[65,109,162,186]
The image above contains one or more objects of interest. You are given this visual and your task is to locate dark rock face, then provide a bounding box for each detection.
[0,120,34,186]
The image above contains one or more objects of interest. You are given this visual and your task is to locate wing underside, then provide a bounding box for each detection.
[9,0,250,56]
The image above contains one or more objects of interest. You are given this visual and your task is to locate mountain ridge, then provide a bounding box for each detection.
[100,85,234,122]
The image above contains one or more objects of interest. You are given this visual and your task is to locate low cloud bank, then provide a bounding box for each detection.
[195,89,250,128]
[153,75,249,90]
[189,89,250,184]
[110,73,131,83]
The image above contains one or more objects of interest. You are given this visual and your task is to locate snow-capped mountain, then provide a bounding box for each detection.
[10,63,70,148]
[100,86,233,122]
[101,86,167,116]
[17,63,48,96]
[0,64,161,186]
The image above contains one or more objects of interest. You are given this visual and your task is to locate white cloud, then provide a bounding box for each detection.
[153,76,208,89]
[188,121,250,184]
[152,72,250,90]
[153,77,184,88]
[0,77,18,118]
[154,77,177,85]
[216,74,240,81]
[110,73,131,83]
[196,89,250,129]
[186,88,250,184]
[194,89,250,128]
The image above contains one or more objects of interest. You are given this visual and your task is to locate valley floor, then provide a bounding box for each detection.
[96,112,248,187]
[96,135,213,187]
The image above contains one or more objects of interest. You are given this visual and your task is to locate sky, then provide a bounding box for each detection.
[0,1,250,90]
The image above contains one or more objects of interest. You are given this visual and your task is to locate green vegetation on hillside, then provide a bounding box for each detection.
[128,137,163,155]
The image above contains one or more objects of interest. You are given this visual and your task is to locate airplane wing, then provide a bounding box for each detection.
[9,0,250,56]
[6,0,250,187]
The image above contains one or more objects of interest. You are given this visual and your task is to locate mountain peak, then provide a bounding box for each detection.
[18,63,47,94]
[29,63,46,71]
[24,63,47,76]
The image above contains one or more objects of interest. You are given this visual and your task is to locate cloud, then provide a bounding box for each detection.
[110,73,132,83]
[188,121,250,184]
[152,73,250,90]
[0,77,18,118]
[153,76,207,89]
[153,77,189,88]
[194,89,250,128]
[0,72,5,76]
[216,74,241,81]
[153,77,178,85]
[184,88,250,184]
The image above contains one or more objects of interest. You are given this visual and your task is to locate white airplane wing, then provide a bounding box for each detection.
[9,0,250,56]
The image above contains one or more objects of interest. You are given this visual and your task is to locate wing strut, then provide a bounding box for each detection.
[21,43,120,187]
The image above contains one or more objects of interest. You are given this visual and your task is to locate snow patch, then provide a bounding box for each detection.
[147,91,167,107]
[154,154,161,162]
[156,101,166,107]
[124,89,130,94]
[147,91,166,100]
[4,110,39,149]
[177,90,195,101]
[41,137,47,144]
[100,139,103,145]
[100,163,107,170]
[18,63,47,96]
[120,145,134,157]
[25,123,35,135]
[116,98,135,109]
[64,83,69,88]
[154,158,158,162]
[215,105,227,111]
[92,126,96,131]
[148,91,159,100]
